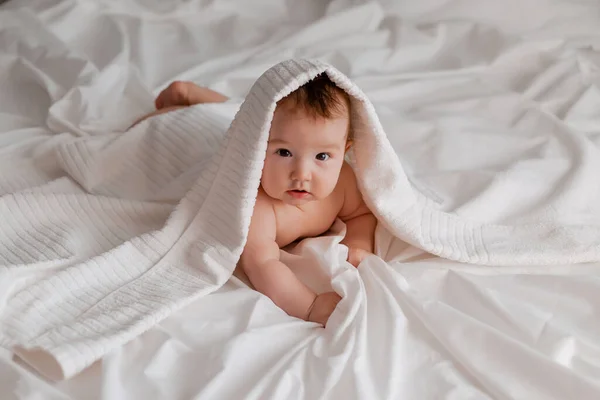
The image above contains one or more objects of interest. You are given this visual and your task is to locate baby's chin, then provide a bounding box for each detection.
[281,197,313,206]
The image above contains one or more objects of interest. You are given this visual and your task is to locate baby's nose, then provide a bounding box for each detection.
[291,161,311,181]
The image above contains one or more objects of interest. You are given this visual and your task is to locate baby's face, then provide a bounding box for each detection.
[261,101,349,206]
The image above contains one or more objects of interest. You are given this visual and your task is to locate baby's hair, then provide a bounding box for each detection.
[278,73,353,141]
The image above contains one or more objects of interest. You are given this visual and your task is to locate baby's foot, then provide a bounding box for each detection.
[155,81,228,109]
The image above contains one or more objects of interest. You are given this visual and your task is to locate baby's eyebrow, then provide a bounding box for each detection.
[319,143,343,151]
[268,138,342,150]
[268,138,288,145]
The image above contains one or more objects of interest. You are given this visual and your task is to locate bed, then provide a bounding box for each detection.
[2,0,600,399]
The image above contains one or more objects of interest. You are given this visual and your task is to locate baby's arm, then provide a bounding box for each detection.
[339,163,377,267]
[240,194,340,325]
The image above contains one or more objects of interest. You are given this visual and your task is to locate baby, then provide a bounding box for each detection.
[134,74,377,326]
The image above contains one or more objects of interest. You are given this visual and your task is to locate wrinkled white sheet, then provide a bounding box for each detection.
[2,0,600,399]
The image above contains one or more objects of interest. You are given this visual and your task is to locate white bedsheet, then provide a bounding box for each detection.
[2,0,600,399]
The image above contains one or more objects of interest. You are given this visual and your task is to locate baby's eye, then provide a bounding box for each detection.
[316,153,330,161]
[276,149,292,157]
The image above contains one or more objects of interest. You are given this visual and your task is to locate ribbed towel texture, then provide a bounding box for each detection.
[2,59,600,380]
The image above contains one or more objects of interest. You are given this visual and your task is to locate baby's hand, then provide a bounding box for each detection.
[307,292,342,327]
[347,247,370,268]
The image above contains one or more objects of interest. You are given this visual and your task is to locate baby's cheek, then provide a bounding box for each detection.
[261,162,284,196]
[321,173,340,196]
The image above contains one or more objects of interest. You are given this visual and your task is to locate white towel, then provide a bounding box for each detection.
[2,59,600,381]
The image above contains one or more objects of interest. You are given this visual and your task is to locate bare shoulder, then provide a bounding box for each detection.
[338,161,370,220]
[339,161,357,186]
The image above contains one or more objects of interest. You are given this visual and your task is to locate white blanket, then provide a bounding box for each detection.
[3,1,600,399]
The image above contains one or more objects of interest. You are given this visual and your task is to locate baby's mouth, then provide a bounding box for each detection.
[287,189,310,199]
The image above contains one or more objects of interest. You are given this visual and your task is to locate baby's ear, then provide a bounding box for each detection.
[345,140,353,152]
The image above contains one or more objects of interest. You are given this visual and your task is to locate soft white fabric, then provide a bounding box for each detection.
[3,46,600,381]
[3,1,600,399]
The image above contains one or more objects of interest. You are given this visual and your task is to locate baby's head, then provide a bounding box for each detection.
[261,73,352,205]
